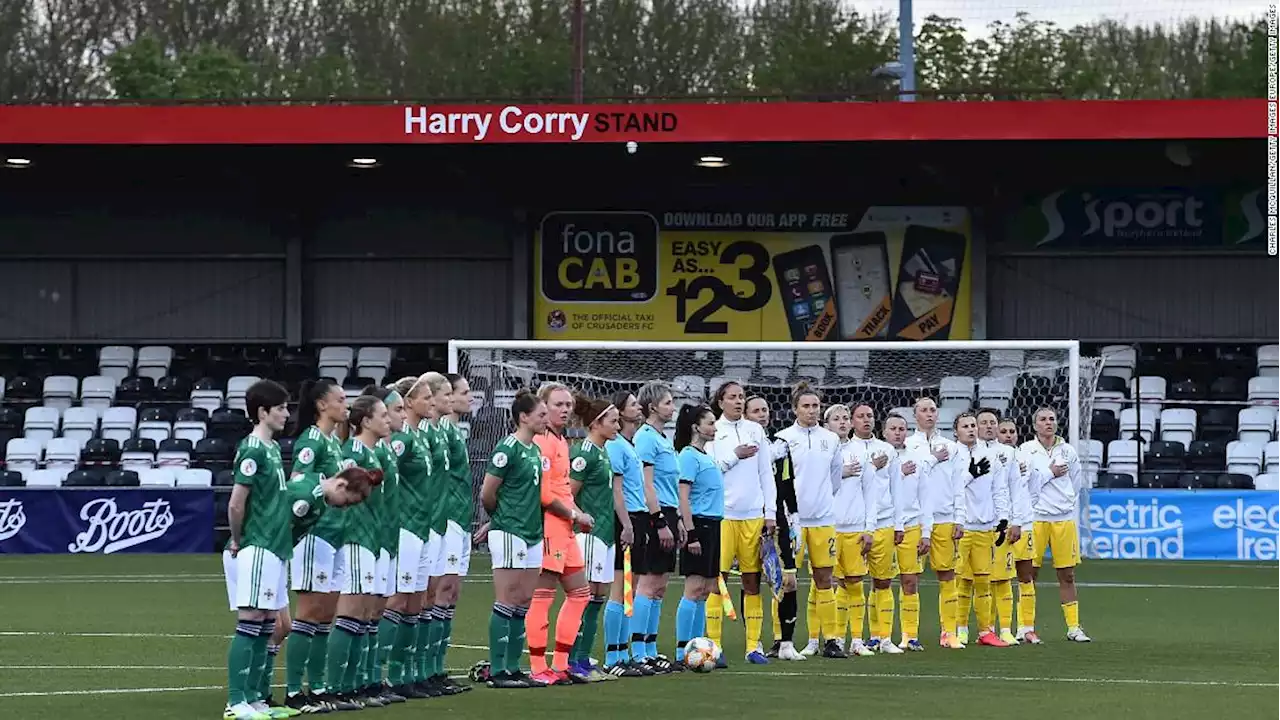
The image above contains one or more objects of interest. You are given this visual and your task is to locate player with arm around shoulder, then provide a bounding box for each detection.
[1019,408,1091,643]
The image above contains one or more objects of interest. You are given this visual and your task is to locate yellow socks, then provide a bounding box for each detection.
[938,578,958,635]
[1018,581,1036,630]
[706,593,723,646]
[817,586,840,640]
[973,576,994,630]
[900,589,920,640]
[874,587,895,639]
[1062,600,1080,629]
[743,593,764,651]
[806,586,820,641]
[844,583,865,641]
[956,578,974,631]
[993,580,1014,632]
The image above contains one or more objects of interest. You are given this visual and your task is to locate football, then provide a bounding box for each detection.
[683,637,719,673]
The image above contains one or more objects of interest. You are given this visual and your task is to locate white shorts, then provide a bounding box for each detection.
[376,549,394,598]
[333,544,378,596]
[394,528,433,593]
[291,535,340,593]
[577,533,616,584]
[490,530,543,570]
[439,521,472,577]
[224,546,289,611]
[426,530,446,577]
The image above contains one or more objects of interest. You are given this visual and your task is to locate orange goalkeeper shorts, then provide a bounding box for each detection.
[542,532,584,574]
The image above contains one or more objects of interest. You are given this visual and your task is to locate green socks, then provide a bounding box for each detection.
[326,617,361,693]
[307,623,330,692]
[506,607,528,673]
[489,604,513,674]
[573,598,605,663]
[390,615,416,686]
[227,620,261,706]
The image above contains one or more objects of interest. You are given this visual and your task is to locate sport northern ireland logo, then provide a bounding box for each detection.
[68,497,175,554]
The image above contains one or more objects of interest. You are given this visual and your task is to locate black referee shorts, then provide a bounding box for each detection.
[640,506,680,576]
[680,515,722,578]
[617,511,652,572]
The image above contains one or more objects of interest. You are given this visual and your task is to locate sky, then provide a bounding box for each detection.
[857,0,1273,33]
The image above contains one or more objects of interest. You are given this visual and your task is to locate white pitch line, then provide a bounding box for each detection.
[0,665,224,671]
[0,685,223,698]
[0,631,496,648]
[719,670,1277,689]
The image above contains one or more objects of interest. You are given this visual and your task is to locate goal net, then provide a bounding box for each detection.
[449,340,1103,554]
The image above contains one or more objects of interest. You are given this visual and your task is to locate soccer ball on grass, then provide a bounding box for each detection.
[683,637,719,673]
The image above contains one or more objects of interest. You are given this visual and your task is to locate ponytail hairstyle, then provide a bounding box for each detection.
[336,465,382,497]
[362,385,393,402]
[637,381,672,420]
[711,380,744,418]
[674,403,713,452]
[791,380,820,407]
[291,378,338,436]
[349,394,383,436]
[573,392,614,429]
[512,388,543,427]
[393,376,418,398]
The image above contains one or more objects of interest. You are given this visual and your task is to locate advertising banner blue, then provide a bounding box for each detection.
[1086,490,1279,561]
[0,488,213,554]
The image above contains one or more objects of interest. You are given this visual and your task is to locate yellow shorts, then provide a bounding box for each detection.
[868,527,897,580]
[835,532,868,578]
[802,526,837,570]
[991,536,1016,581]
[958,530,996,577]
[1012,525,1036,563]
[929,523,959,572]
[894,526,924,575]
[720,518,764,574]
[1033,520,1081,569]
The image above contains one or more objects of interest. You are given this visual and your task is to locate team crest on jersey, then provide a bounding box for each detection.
[392,440,406,456]
[340,459,357,470]
[571,456,587,473]
[297,447,315,465]
[292,499,311,517]
[541,457,551,472]
[239,458,258,476]
[492,452,509,469]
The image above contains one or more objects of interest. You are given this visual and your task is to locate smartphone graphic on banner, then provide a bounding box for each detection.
[771,245,838,341]
[830,232,892,339]
[888,226,966,340]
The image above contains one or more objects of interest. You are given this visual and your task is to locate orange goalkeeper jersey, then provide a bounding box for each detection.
[534,431,575,539]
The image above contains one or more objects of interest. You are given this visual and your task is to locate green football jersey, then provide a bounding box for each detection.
[441,419,474,529]
[570,439,614,544]
[374,440,400,555]
[287,474,329,545]
[391,426,431,539]
[290,425,345,548]
[230,435,290,560]
[421,419,450,535]
[486,434,543,544]
[341,438,382,552]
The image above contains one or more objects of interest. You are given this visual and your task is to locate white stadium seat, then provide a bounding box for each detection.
[938,376,975,410]
[833,350,869,381]
[1099,345,1136,383]
[80,375,117,412]
[1248,376,1279,405]
[318,346,355,385]
[1107,439,1140,480]
[672,375,707,401]
[889,407,915,431]
[758,351,794,383]
[1226,441,1263,477]
[23,406,60,444]
[226,376,260,414]
[61,407,99,447]
[22,468,67,488]
[356,346,394,386]
[1119,405,1159,443]
[1254,473,1280,491]
[977,376,1014,414]
[41,375,78,411]
[987,349,1024,377]
[138,468,177,487]
[138,418,171,445]
[190,388,224,414]
[1258,345,1279,377]
[936,407,960,439]
[796,350,831,381]
[176,468,213,488]
[98,345,136,383]
[5,438,43,471]
[1160,408,1197,449]
[135,346,174,382]
[101,407,138,445]
[173,419,206,445]
[1083,439,1104,473]
[44,437,81,470]
[1132,376,1167,406]
[121,447,154,472]
[1266,441,1280,474]
[157,444,191,469]
[1238,406,1277,446]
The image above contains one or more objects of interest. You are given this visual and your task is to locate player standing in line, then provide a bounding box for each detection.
[362,386,407,704]
[383,375,436,699]
[745,396,803,662]
[904,397,966,649]
[477,390,549,689]
[673,404,724,664]
[776,382,847,659]
[705,381,775,665]
[526,383,595,686]
[952,412,1011,648]
[846,403,904,655]
[882,413,925,651]
[285,379,357,714]
[631,382,681,672]
[602,392,653,678]
[567,394,622,682]
[1020,408,1091,643]
[435,373,475,691]
[821,404,873,657]
[330,395,392,708]
[976,411,1027,645]
[998,419,1040,644]
[223,380,293,720]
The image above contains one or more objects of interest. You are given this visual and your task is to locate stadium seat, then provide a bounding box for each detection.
[138,408,172,444]
[121,437,156,471]
[0,470,24,487]
[1159,408,1197,448]
[225,376,259,414]
[157,438,193,468]
[795,350,831,382]
[318,346,355,386]
[1218,473,1254,490]
[832,350,869,381]
[1265,441,1279,473]
[115,376,156,405]
[193,438,234,473]
[44,437,81,470]
[173,408,208,444]
[938,376,975,410]
[213,469,236,487]
[1154,470,1184,489]
[80,375,117,412]
[889,407,915,431]
[343,376,375,396]
[177,468,214,488]
[1119,405,1158,443]
[276,350,315,387]
[1082,439,1104,473]
[106,470,140,487]
[1248,376,1279,405]
[1238,406,1277,445]
[1177,472,1209,489]
[1132,376,1167,407]
[1137,471,1164,489]
[356,346,394,386]
[138,467,177,487]
[190,378,224,414]
[156,376,192,404]
[0,407,20,434]
[1092,375,1126,416]
[23,406,60,445]
[276,436,295,468]
[41,375,78,411]
[672,375,707,401]
[23,468,66,487]
[1258,345,1279,377]
[1225,441,1263,476]
[1187,440,1227,470]
[1106,439,1140,479]
[1099,345,1136,383]
[1090,409,1118,444]
[986,349,1024,377]
[135,346,174,382]
[976,376,1014,414]
[5,437,42,471]
[1144,440,1185,470]
[1209,376,1246,402]
[61,407,99,447]
[1254,472,1280,491]
[64,469,104,487]
[98,346,136,383]
[101,406,138,445]
[209,409,252,443]
[1168,378,1206,402]
[4,376,40,406]
[935,407,960,438]
[81,438,121,469]
[1099,472,1135,489]
[1199,407,1238,442]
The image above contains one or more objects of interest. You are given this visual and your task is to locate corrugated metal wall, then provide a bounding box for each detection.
[987,255,1276,340]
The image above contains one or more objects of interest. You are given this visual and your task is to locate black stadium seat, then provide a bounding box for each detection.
[115,376,156,405]
[156,376,192,403]
[1096,375,1128,396]
[123,437,157,455]
[1100,472,1135,489]
[209,410,251,443]
[140,406,173,424]
[214,469,236,487]
[106,470,140,487]
[1218,473,1254,490]
[1187,439,1226,470]
[4,376,40,405]
[193,438,234,473]
[176,407,209,424]
[64,469,104,487]
[0,407,22,432]
[1209,376,1246,401]
[276,436,296,467]
[1198,408,1237,442]
[81,438,121,468]
[0,470,25,487]
[1145,440,1186,470]
[1180,472,1215,489]
[1168,379,1206,402]
[1090,409,1119,444]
